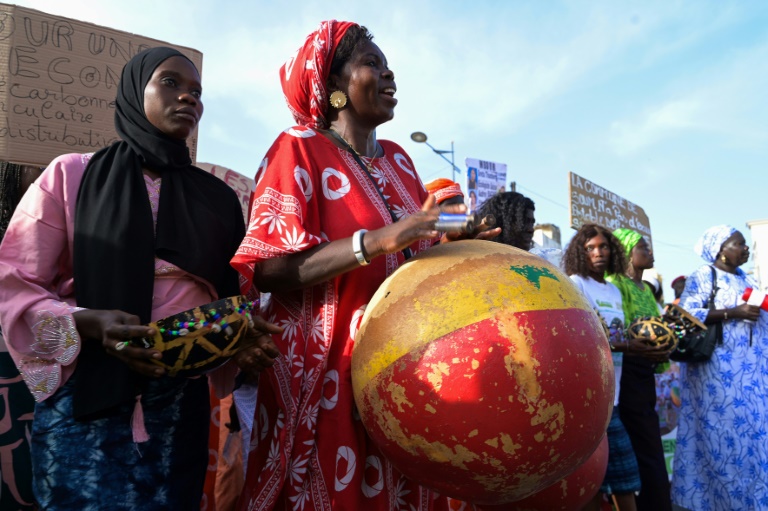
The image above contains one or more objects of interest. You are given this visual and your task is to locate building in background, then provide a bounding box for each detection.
[533,223,561,250]
[532,223,563,268]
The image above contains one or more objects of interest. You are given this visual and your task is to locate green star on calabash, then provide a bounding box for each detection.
[509,265,559,289]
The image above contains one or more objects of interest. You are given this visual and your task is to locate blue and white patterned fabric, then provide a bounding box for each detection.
[672,264,768,511]
[31,375,209,511]
[694,225,738,264]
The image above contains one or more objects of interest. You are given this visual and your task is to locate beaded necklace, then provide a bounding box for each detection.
[326,127,412,261]
[328,128,381,173]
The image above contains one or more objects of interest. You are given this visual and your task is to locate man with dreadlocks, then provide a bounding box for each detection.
[0,161,42,510]
[477,191,536,250]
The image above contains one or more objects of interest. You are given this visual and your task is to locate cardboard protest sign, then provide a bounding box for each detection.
[568,171,652,247]
[197,162,255,222]
[0,4,202,166]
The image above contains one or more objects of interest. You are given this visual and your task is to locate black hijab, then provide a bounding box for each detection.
[72,47,244,420]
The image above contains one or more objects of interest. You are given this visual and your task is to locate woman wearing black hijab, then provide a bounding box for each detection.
[0,47,279,510]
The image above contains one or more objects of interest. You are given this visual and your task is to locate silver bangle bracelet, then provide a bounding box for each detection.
[352,229,370,266]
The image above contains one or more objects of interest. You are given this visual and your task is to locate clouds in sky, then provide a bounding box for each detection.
[12,0,768,289]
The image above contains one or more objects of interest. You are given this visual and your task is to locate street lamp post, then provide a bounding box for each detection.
[410,131,461,183]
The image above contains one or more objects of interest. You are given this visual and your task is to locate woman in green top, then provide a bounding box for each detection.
[606,228,673,511]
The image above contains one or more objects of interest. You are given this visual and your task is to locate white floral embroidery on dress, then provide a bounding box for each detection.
[259,208,288,235]
[18,358,61,401]
[281,226,309,251]
[31,311,79,362]
[390,204,409,220]
[367,163,389,188]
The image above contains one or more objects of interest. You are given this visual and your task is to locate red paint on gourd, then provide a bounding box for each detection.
[352,241,613,505]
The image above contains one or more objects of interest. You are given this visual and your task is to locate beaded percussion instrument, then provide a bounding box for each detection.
[627,315,678,350]
[661,302,708,347]
[130,295,257,377]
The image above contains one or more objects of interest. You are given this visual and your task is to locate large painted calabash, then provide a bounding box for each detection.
[485,434,608,511]
[351,241,613,505]
[131,295,256,378]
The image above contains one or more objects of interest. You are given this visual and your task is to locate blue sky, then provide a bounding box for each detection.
[19,0,768,299]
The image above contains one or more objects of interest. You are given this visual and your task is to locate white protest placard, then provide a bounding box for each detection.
[465,157,507,212]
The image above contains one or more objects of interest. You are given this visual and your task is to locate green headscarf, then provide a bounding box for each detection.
[612,228,642,258]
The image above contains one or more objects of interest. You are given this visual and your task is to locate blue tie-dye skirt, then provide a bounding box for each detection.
[31,374,209,510]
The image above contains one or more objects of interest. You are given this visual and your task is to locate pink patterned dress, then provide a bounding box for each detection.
[0,153,219,509]
[0,153,216,400]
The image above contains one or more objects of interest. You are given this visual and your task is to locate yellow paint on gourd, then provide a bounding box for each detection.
[377,396,480,469]
[471,470,548,499]
[531,400,565,442]
[494,311,567,445]
[500,434,522,455]
[498,313,542,401]
[387,382,413,413]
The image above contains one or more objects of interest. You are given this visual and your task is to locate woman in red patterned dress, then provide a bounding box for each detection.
[232,20,497,511]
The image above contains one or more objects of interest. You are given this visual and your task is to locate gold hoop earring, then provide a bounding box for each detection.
[330,90,347,109]
[720,254,727,263]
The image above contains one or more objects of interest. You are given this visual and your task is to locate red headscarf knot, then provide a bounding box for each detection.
[279,20,358,129]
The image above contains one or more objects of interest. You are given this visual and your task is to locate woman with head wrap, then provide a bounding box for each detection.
[671,226,766,510]
[0,47,279,509]
[231,20,497,511]
[477,191,536,250]
[605,228,673,511]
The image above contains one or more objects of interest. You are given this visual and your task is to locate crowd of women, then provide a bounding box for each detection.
[561,221,767,511]
[0,18,765,511]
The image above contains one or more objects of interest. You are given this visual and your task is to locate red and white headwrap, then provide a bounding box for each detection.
[279,20,358,129]
[425,178,464,204]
